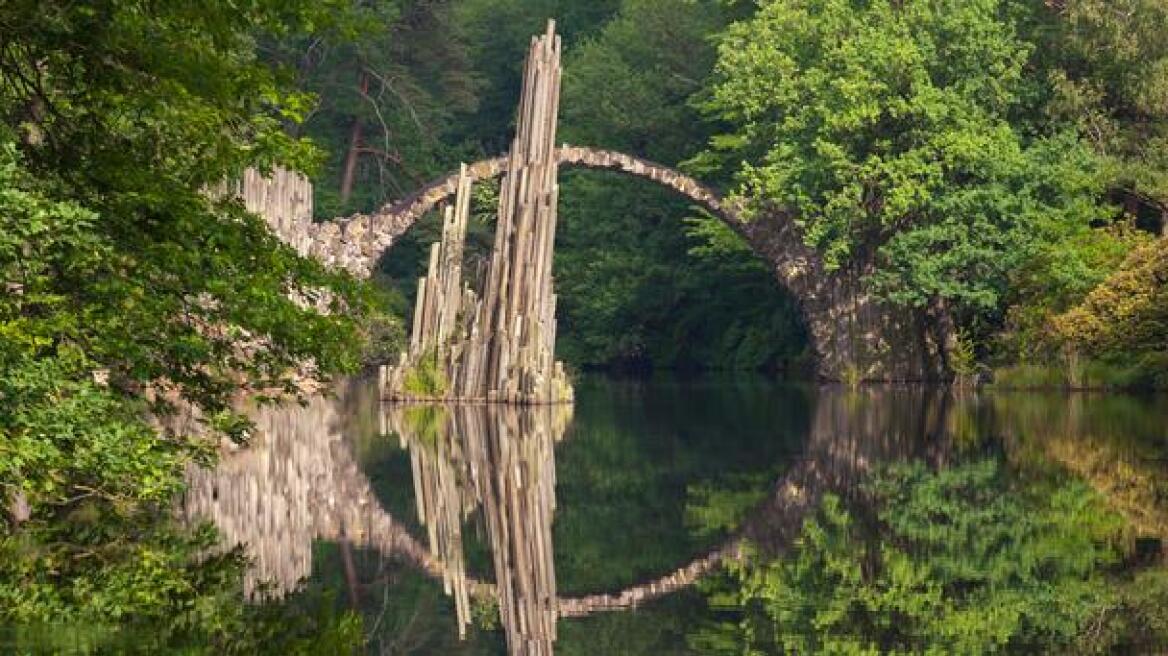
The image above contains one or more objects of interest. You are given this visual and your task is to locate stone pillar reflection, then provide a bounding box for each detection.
[182,395,440,599]
[383,403,571,656]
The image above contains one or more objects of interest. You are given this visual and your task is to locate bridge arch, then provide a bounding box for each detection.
[256,146,950,382]
[298,146,749,279]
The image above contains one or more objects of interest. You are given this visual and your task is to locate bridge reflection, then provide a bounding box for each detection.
[181,395,450,599]
[183,385,961,654]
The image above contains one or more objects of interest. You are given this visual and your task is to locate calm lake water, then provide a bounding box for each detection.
[184,374,1168,654]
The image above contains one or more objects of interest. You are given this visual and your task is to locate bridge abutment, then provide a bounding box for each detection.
[803,276,951,383]
[740,211,952,383]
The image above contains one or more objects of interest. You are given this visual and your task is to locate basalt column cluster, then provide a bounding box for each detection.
[380,21,571,404]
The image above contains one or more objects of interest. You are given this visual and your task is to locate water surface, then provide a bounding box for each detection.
[185,375,1168,654]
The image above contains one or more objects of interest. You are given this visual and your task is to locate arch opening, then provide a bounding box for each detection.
[356,147,811,376]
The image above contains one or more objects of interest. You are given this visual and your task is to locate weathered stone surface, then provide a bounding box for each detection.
[181,395,451,600]
[738,211,951,382]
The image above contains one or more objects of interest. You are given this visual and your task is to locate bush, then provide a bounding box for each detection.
[1050,238,1168,389]
[359,310,406,368]
[402,348,449,398]
[950,329,979,384]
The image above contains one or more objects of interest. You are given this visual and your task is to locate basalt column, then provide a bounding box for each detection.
[460,406,561,656]
[381,22,571,404]
[457,21,569,404]
[382,403,570,654]
[380,166,477,399]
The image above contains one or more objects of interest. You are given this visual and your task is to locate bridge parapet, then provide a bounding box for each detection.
[244,146,749,280]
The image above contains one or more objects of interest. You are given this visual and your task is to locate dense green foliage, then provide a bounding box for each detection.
[0,0,370,415]
[678,0,1168,380]
[987,0,1168,379]
[698,0,1104,316]
[272,0,484,218]
[1039,0,1168,223]
[451,0,621,152]
[553,0,808,371]
[555,173,808,371]
[0,1,371,648]
[698,460,1168,654]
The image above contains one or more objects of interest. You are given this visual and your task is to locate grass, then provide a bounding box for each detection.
[991,357,1163,391]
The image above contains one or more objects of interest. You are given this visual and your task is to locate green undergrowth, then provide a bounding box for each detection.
[402,348,449,398]
[992,356,1168,391]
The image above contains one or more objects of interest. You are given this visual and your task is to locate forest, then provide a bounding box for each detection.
[1,0,1167,653]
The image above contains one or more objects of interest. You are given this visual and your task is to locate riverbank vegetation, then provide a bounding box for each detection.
[0,1,376,650]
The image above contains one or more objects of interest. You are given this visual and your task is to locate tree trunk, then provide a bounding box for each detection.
[7,490,29,528]
[340,539,362,608]
[339,72,369,206]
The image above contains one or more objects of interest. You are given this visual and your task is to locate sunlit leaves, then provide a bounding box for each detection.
[1053,237,1168,371]
[699,0,1112,317]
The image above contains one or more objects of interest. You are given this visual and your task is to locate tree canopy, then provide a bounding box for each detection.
[0,1,376,647]
[696,0,1111,318]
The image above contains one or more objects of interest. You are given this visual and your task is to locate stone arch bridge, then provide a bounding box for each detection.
[253,145,949,383]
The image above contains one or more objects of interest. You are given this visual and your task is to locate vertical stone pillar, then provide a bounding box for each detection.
[461,20,568,404]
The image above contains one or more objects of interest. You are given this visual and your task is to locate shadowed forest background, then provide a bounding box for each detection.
[305,0,808,374]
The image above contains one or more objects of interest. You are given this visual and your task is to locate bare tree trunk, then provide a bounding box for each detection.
[7,490,29,528]
[340,539,362,608]
[339,72,369,206]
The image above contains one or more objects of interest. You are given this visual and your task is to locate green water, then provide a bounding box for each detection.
[198,375,1167,654]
